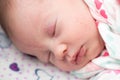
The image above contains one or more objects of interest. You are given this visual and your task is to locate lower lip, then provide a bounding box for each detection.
[76,46,86,64]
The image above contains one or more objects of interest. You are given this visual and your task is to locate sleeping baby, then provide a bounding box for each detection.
[0,0,120,79]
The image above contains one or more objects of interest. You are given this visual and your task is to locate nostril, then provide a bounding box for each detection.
[63,49,67,55]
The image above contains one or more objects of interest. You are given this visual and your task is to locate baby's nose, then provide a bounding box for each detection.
[54,44,67,60]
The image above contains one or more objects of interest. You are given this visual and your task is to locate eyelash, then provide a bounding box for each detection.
[46,18,57,37]
[52,25,56,36]
[49,20,56,37]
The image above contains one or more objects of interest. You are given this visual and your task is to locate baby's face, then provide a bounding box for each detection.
[4,0,104,71]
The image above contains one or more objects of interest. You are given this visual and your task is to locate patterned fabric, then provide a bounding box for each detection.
[71,0,120,79]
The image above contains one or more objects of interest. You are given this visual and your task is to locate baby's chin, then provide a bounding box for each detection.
[56,61,90,72]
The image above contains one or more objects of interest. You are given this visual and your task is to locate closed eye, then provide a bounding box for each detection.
[51,21,56,36]
[46,18,57,37]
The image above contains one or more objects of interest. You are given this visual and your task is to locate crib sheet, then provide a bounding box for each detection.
[0,25,81,80]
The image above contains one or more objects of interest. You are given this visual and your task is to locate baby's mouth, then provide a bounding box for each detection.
[72,46,86,64]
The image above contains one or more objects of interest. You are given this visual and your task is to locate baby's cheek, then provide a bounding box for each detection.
[37,54,50,63]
